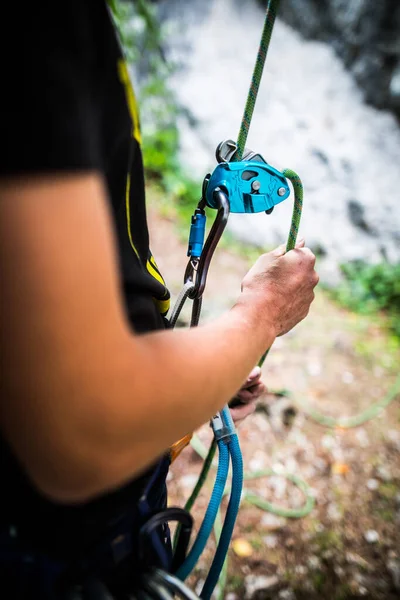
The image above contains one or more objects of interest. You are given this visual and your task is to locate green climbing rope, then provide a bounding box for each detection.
[258,168,304,367]
[189,434,315,520]
[173,438,217,552]
[242,471,315,519]
[234,0,281,161]
[292,373,400,429]
[213,509,228,600]
[283,169,303,253]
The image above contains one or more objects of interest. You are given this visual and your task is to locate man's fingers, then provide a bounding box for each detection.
[250,381,266,398]
[229,401,256,425]
[236,382,266,402]
[272,238,305,258]
[230,378,266,424]
[244,366,261,385]
[235,389,254,403]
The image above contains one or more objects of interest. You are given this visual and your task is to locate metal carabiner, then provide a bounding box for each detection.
[138,508,193,574]
[184,188,230,300]
[141,576,174,600]
[151,569,200,600]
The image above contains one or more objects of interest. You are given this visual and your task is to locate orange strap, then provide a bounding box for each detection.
[170,433,193,463]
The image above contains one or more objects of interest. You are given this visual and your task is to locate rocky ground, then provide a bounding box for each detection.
[147,192,400,600]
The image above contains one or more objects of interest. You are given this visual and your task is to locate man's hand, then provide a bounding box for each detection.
[235,239,319,345]
[229,366,266,425]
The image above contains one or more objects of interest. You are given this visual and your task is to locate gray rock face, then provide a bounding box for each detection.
[277,0,400,118]
[155,0,400,283]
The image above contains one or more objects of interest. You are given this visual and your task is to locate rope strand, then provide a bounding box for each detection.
[234,0,281,160]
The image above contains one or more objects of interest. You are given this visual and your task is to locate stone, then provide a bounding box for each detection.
[278,590,295,600]
[367,478,379,491]
[284,457,298,474]
[180,474,198,488]
[244,575,279,599]
[295,565,307,576]
[364,529,379,544]
[354,573,367,585]
[307,360,322,377]
[327,502,342,522]
[323,549,335,561]
[194,579,205,596]
[321,435,336,450]
[261,513,287,530]
[387,559,400,591]
[249,457,266,472]
[263,534,278,549]
[376,465,392,482]
[355,429,370,449]
[346,552,371,570]
[308,556,321,569]
[387,429,400,451]
[334,565,345,577]
[342,370,354,384]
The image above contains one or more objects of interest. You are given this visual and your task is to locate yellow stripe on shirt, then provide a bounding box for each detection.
[125,173,140,259]
[117,58,142,145]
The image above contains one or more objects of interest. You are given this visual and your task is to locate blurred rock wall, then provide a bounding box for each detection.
[277,0,400,118]
[150,0,400,283]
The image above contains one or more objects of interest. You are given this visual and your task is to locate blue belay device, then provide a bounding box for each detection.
[205,156,290,214]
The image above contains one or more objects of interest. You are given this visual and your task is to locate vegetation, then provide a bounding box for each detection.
[109,0,202,226]
[332,261,400,341]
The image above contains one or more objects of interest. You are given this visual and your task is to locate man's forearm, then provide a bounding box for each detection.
[120,303,274,464]
[27,302,274,503]
[1,174,273,503]
[1,173,316,504]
